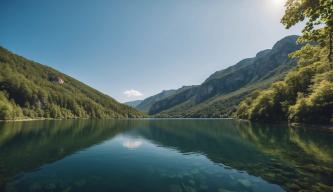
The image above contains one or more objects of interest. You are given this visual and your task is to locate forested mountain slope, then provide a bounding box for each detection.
[236,44,333,124]
[0,47,145,120]
[136,85,197,113]
[147,35,302,117]
[124,100,143,108]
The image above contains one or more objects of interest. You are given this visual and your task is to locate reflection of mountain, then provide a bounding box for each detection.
[0,120,135,190]
[135,120,333,192]
[1,120,333,192]
[137,120,267,164]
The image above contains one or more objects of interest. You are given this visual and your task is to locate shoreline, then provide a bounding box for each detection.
[0,118,59,122]
[0,117,332,128]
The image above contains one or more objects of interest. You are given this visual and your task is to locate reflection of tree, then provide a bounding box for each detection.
[0,157,5,192]
[0,120,134,190]
[137,119,333,192]
[237,122,333,191]
[289,128,332,162]
[238,122,333,162]
[1,119,332,192]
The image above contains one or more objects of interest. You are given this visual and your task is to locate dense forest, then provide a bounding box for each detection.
[0,47,145,120]
[236,0,333,124]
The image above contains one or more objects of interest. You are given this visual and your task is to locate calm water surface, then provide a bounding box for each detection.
[0,119,332,192]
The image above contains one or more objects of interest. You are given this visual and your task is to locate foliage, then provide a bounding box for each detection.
[235,43,333,123]
[236,82,288,121]
[289,78,333,123]
[0,47,145,120]
[236,0,333,124]
[282,0,333,66]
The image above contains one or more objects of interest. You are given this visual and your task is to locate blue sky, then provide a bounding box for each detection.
[0,0,303,102]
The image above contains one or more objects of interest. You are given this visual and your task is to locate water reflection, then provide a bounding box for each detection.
[122,139,143,149]
[0,119,332,192]
[140,120,333,191]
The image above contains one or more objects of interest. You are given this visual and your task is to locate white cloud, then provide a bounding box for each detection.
[123,89,143,97]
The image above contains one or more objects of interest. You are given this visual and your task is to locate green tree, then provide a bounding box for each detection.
[281,0,333,66]
[0,46,145,120]
[289,80,333,123]
[236,0,333,124]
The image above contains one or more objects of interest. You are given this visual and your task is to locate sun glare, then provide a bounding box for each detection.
[271,0,285,6]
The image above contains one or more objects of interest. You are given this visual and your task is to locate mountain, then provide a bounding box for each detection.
[135,86,197,113]
[0,47,145,120]
[147,35,302,117]
[124,100,143,107]
[236,41,333,124]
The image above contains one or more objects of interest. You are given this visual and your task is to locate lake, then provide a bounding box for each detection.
[0,119,332,192]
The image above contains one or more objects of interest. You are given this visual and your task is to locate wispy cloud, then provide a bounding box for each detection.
[123,89,143,97]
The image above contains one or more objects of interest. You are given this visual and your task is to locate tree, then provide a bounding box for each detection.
[281,0,333,67]
[235,0,333,124]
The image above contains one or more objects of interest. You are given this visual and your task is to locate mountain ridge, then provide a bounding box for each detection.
[135,85,197,113]
[135,35,302,117]
[124,100,143,107]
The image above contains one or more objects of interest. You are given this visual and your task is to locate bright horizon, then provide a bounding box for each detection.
[0,0,303,103]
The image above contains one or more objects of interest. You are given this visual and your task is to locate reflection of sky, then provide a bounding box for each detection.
[122,139,143,149]
[5,124,285,192]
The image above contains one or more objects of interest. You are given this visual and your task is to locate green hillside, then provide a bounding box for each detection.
[146,36,302,117]
[124,100,143,108]
[136,85,197,113]
[0,47,145,120]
